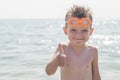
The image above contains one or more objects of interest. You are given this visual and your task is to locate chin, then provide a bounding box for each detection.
[73,42,85,47]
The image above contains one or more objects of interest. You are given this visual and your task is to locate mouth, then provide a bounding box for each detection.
[72,38,84,42]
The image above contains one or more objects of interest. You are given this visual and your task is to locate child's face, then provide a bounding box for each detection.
[63,17,93,46]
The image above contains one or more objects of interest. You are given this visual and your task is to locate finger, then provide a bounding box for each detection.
[55,44,61,54]
[58,43,62,53]
[57,59,65,67]
[58,43,65,55]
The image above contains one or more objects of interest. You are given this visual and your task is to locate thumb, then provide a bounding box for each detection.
[58,44,66,56]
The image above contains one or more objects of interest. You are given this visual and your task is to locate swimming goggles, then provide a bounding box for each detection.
[66,17,91,28]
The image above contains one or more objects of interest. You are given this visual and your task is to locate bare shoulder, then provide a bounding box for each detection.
[87,45,98,56]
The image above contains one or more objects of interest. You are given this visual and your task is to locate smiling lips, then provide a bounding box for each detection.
[72,38,84,42]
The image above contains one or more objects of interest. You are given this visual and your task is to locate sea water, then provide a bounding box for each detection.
[0,19,120,80]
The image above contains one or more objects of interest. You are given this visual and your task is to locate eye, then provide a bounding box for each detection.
[82,30,88,33]
[70,29,77,33]
[70,29,76,32]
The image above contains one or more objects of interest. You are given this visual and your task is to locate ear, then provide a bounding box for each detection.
[63,27,67,35]
[89,28,94,35]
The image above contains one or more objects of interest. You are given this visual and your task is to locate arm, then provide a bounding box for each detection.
[45,58,59,75]
[92,48,101,80]
[45,44,66,75]
[45,47,59,75]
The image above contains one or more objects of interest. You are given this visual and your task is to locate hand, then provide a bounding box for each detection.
[55,44,67,67]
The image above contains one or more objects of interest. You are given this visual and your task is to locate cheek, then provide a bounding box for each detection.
[67,31,74,37]
[83,34,89,39]
[84,34,90,41]
[67,33,74,39]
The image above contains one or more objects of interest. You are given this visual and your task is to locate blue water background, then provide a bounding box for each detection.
[0,19,120,80]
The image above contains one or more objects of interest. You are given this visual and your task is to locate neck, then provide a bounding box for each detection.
[68,42,87,53]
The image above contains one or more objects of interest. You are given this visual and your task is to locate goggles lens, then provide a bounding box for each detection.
[67,17,91,28]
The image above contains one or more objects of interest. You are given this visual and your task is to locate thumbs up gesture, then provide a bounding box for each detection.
[55,44,67,67]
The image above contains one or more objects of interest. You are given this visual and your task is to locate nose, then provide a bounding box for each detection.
[75,31,83,35]
[74,31,84,38]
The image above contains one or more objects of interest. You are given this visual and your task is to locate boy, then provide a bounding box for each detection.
[45,5,101,80]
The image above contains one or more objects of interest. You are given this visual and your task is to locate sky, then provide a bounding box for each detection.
[0,0,120,19]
